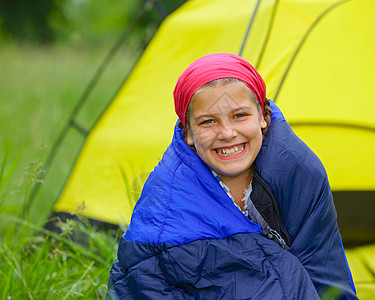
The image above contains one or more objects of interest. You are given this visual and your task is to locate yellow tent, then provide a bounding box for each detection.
[346,244,375,299]
[39,0,374,296]
[54,0,375,230]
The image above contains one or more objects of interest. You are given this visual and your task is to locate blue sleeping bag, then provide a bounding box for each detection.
[107,102,357,299]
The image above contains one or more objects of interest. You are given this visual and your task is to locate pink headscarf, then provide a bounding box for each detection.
[173,53,266,129]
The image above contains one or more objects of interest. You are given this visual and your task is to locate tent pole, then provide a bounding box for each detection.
[255,0,279,69]
[273,0,349,102]
[27,0,159,214]
[238,0,262,57]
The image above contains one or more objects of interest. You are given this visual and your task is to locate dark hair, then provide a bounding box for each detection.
[177,78,272,139]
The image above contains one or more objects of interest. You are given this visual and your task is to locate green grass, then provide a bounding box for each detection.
[0,42,138,297]
[0,218,121,299]
[0,147,125,299]
[0,42,138,220]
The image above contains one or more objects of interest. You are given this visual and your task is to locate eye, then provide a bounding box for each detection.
[234,113,247,119]
[200,119,214,125]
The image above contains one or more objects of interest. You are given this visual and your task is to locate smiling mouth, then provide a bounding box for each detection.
[215,143,245,157]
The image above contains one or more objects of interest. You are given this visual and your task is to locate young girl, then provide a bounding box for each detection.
[107,53,357,299]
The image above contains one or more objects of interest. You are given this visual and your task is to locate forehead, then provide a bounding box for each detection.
[190,81,258,114]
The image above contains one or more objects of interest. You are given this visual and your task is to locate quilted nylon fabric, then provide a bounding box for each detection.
[107,102,357,299]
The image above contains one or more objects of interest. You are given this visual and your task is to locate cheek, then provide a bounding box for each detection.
[253,129,264,150]
[192,128,216,151]
[244,124,264,146]
[241,120,262,135]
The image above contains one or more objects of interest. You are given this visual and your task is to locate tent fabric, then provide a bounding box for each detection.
[107,106,356,298]
[346,244,375,299]
[54,0,375,226]
[52,0,375,296]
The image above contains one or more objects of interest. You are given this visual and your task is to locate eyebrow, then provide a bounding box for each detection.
[232,106,254,112]
[193,106,255,122]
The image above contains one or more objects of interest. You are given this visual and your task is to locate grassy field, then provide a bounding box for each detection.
[1,157,121,299]
[0,42,137,197]
[0,42,138,298]
[0,42,140,214]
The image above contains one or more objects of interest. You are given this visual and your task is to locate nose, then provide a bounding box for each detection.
[217,121,237,140]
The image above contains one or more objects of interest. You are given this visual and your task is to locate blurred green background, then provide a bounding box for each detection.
[0,0,185,229]
[0,0,167,45]
[0,1,186,297]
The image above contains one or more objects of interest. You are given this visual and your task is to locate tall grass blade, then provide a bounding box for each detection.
[0,150,22,192]
[62,260,95,300]
[3,243,35,299]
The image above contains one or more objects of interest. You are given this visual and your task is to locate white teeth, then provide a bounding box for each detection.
[216,144,244,156]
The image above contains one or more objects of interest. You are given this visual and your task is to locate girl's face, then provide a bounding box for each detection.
[186,81,267,179]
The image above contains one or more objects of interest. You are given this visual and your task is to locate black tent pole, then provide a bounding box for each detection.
[273,0,349,102]
[27,0,159,213]
[238,0,262,57]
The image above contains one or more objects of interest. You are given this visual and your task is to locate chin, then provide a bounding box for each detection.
[214,166,251,178]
